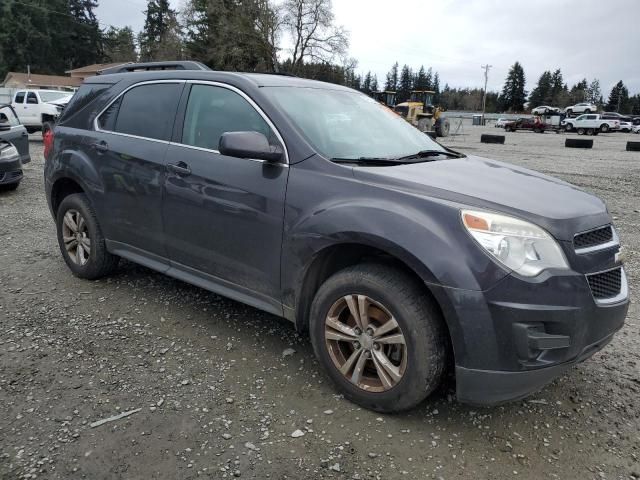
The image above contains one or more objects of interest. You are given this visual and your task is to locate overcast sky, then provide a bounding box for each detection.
[96,0,640,94]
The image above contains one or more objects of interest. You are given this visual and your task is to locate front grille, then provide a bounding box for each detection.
[574,226,613,250]
[587,268,622,299]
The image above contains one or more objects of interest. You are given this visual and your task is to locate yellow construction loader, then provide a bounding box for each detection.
[393,90,450,137]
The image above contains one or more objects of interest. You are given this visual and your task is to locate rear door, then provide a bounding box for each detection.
[0,105,29,163]
[161,82,289,311]
[89,81,184,260]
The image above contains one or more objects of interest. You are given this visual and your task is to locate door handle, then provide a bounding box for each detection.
[21,131,28,137]
[167,162,192,176]
[91,141,109,153]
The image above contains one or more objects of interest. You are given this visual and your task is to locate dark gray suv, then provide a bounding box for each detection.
[44,62,628,412]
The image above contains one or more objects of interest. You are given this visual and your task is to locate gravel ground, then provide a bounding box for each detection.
[1,126,638,480]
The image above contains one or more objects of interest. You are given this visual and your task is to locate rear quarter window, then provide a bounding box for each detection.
[99,83,183,141]
[58,83,112,124]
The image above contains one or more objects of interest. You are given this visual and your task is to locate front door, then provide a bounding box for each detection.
[88,81,184,260]
[162,83,289,311]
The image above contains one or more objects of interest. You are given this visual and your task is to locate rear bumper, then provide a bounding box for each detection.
[430,266,629,406]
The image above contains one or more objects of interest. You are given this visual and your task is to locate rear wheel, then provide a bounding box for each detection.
[435,118,450,137]
[587,128,595,135]
[577,128,585,135]
[600,124,610,132]
[56,193,119,279]
[309,264,446,412]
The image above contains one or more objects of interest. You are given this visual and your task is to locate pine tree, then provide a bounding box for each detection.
[139,0,183,62]
[500,61,526,112]
[606,80,630,112]
[67,0,103,68]
[528,71,552,109]
[370,74,379,93]
[414,66,427,91]
[104,27,137,63]
[397,64,413,103]
[433,72,440,104]
[384,62,399,91]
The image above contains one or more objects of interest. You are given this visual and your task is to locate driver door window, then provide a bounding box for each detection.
[14,92,25,104]
[181,84,278,152]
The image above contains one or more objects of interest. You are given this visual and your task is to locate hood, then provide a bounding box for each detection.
[47,96,73,107]
[353,155,610,241]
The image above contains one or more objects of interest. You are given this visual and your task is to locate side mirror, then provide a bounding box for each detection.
[0,120,11,132]
[219,131,284,163]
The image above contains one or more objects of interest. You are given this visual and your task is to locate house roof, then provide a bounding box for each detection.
[2,72,82,88]
[66,63,130,74]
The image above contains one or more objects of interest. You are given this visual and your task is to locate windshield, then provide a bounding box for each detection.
[39,91,72,103]
[262,87,445,160]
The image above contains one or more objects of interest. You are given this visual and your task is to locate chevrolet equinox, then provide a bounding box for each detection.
[44,62,629,412]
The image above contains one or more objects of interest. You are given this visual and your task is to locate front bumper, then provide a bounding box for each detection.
[0,156,23,185]
[431,266,629,406]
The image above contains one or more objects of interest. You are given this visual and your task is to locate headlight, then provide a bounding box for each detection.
[0,145,19,161]
[461,209,569,277]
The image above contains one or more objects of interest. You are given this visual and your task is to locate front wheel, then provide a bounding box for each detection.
[56,193,119,279]
[577,128,585,135]
[309,264,446,413]
[564,123,572,131]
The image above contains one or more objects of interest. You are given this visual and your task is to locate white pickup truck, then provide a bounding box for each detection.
[11,89,73,134]
[562,114,620,135]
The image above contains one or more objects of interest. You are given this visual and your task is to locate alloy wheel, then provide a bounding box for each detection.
[324,295,408,393]
[62,209,91,266]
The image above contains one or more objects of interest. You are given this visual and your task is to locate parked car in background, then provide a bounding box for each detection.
[0,141,24,191]
[0,103,30,163]
[495,117,510,127]
[44,62,628,412]
[564,102,597,115]
[531,105,560,115]
[617,121,633,133]
[601,112,632,123]
[504,117,546,132]
[562,114,619,134]
[11,89,73,135]
[632,124,640,134]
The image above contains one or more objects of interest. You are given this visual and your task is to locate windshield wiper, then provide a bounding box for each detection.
[394,149,465,161]
[331,157,412,166]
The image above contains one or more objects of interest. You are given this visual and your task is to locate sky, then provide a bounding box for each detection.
[96,0,640,95]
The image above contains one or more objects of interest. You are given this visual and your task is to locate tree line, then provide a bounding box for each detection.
[1,0,638,115]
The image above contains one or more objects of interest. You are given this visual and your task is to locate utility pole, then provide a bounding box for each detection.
[481,64,492,124]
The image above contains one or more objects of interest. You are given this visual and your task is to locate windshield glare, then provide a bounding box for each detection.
[262,87,445,160]
[39,91,72,103]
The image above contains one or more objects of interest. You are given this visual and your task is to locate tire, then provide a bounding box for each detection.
[584,109,591,114]
[565,138,593,149]
[566,109,573,116]
[587,128,595,136]
[0,181,20,191]
[309,264,446,413]
[600,124,610,132]
[435,118,450,137]
[627,141,640,151]
[56,193,119,280]
[481,134,505,144]
[577,128,585,135]
[564,123,573,132]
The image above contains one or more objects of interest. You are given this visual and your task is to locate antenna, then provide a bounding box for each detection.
[481,64,492,124]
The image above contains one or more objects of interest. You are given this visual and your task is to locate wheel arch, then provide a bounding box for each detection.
[292,239,456,364]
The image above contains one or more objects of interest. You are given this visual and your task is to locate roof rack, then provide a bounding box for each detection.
[97,61,210,75]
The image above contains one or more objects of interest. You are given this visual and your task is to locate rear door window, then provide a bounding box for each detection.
[98,83,183,141]
[14,92,25,104]
[26,92,38,104]
[181,84,277,151]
